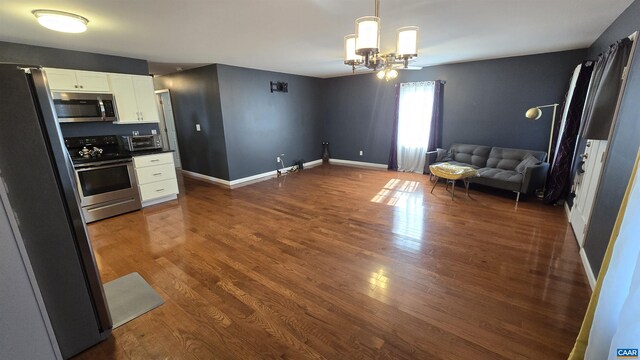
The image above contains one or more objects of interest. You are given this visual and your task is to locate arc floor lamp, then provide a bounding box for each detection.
[525,103,559,161]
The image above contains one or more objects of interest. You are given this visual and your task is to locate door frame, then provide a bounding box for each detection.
[154,89,182,168]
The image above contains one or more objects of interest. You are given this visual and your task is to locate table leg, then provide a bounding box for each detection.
[464,178,470,196]
[451,180,456,200]
[430,176,439,194]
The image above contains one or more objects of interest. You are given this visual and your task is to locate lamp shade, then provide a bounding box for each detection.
[355,16,380,55]
[344,34,362,64]
[32,9,88,33]
[525,107,542,120]
[396,26,419,57]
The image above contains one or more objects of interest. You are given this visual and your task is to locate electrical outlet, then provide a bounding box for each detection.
[151,129,157,135]
[195,124,201,131]
[359,150,363,156]
[276,156,281,163]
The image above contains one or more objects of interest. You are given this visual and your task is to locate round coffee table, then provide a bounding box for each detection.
[429,162,478,200]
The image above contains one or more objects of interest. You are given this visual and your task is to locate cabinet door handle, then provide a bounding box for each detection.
[80,85,84,89]
[150,159,160,162]
[140,112,144,120]
[74,85,79,88]
[153,173,162,176]
[156,188,165,192]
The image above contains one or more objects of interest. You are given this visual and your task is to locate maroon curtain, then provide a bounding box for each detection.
[544,62,594,204]
[387,84,401,170]
[388,80,444,170]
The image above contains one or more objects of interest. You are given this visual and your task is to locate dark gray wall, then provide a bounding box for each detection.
[322,49,587,164]
[583,0,640,276]
[154,65,230,180]
[217,64,324,180]
[1,41,159,138]
[0,41,148,75]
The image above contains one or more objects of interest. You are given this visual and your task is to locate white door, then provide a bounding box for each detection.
[156,91,181,168]
[132,76,160,123]
[570,139,607,246]
[108,74,139,123]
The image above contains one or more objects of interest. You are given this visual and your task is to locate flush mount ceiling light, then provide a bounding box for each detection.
[344,0,421,79]
[32,9,89,33]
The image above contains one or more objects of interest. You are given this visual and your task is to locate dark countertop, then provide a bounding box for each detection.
[129,149,175,157]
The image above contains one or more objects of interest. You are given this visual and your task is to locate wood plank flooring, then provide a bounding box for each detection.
[75,164,591,360]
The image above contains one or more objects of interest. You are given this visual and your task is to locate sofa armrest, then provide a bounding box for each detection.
[424,151,437,174]
[424,150,444,174]
[521,162,550,194]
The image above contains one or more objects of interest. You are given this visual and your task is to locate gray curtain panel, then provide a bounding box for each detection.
[581,37,633,140]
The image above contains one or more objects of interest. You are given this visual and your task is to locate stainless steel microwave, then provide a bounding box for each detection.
[52,92,118,123]
[122,134,163,151]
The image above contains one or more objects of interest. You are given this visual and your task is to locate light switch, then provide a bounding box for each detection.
[196,124,201,131]
[151,129,157,135]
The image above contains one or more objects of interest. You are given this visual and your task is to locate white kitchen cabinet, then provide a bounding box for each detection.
[108,74,140,123]
[133,152,179,206]
[44,68,110,92]
[108,74,160,123]
[132,76,160,123]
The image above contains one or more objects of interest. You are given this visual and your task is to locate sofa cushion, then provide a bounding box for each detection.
[447,144,491,168]
[486,147,547,171]
[471,168,523,192]
[515,153,542,174]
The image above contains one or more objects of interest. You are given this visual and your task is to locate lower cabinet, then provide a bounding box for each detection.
[133,152,179,206]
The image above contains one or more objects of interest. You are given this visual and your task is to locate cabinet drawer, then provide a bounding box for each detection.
[136,163,176,185]
[139,178,179,201]
[134,153,174,168]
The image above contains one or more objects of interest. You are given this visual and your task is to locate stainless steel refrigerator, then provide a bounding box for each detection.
[0,64,112,358]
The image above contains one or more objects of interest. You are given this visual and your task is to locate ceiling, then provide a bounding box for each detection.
[0,0,633,78]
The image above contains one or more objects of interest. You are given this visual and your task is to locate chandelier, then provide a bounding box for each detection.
[343,0,420,81]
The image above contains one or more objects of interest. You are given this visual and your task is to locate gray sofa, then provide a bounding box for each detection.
[425,144,549,201]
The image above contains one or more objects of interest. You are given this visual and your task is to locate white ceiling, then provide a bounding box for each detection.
[0,0,633,78]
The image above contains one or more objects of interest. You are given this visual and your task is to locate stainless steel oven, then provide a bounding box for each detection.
[74,159,141,222]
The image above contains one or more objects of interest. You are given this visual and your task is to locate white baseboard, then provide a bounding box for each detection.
[564,202,571,219]
[142,194,178,208]
[181,159,323,189]
[329,158,388,170]
[181,170,231,187]
[579,247,596,291]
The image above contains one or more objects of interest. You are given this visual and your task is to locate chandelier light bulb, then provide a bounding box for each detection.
[385,69,398,81]
[377,70,386,79]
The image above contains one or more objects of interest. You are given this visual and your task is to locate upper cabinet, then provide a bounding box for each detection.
[43,67,159,124]
[44,68,110,92]
[107,74,159,123]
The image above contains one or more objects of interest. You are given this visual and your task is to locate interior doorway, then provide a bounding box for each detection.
[155,90,181,168]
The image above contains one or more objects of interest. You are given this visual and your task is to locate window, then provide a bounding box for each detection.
[396,81,436,172]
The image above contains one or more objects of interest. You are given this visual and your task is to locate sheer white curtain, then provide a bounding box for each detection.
[396,81,436,172]
[585,151,640,360]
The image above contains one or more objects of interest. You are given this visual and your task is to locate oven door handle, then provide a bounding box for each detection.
[74,159,133,170]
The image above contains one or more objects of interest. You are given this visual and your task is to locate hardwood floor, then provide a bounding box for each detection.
[76,164,590,360]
